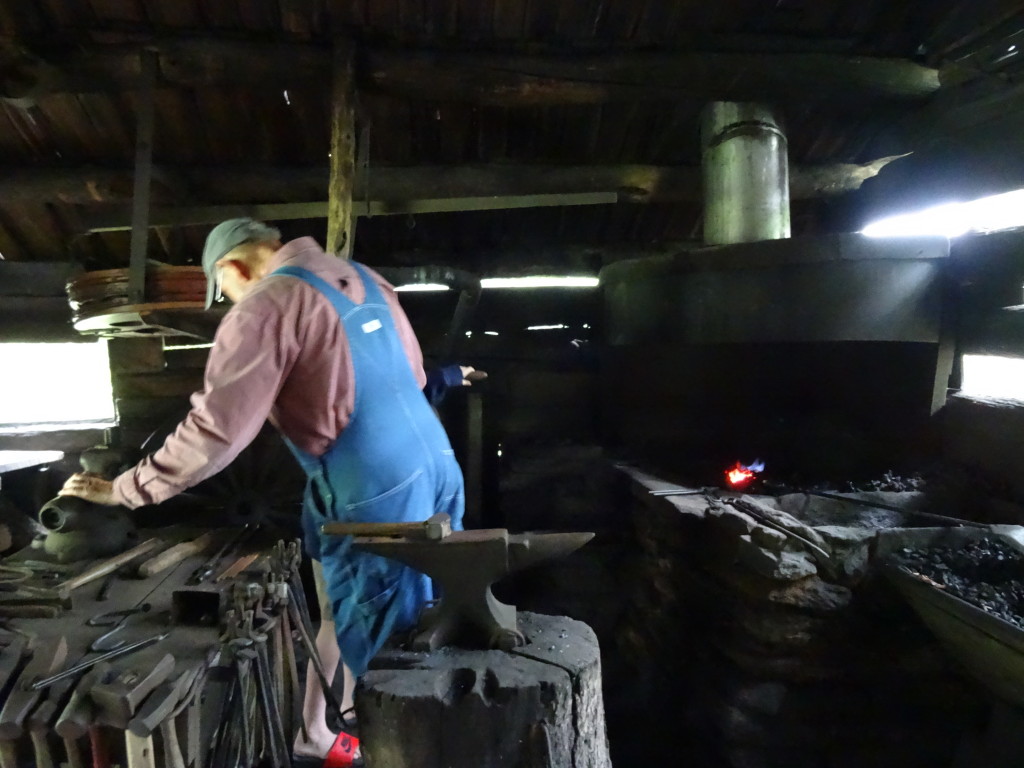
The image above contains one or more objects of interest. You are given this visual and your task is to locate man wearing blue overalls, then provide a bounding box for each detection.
[60,218,468,767]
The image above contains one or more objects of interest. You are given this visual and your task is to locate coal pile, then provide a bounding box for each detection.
[836,470,926,494]
[893,538,1024,629]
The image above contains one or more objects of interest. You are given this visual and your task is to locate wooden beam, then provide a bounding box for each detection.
[0,167,183,204]
[81,192,620,232]
[0,263,79,296]
[4,38,939,106]
[327,42,356,258]
[364,49,939,106]
[128,50,157,303]
[4,157,903,207]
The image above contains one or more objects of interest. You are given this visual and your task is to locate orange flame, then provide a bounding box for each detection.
[725,462,756,487]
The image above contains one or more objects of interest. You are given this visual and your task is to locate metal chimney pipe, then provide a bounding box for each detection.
[701,102,791,245]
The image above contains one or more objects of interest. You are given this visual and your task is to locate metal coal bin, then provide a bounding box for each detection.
[885,529,1024,708]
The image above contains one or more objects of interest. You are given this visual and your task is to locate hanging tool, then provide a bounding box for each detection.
[56,538,160,597]
[187,525,257,585]
[137,532,215,578]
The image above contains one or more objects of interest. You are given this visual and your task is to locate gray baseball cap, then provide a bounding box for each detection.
[201,218,281,309]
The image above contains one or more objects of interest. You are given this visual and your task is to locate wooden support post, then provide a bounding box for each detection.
[327,42,356,258]
[463,392,483,530]
[932,267,958,414]
[128,50,157,304]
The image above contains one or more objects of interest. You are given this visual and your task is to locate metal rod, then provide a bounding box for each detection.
[31,634,169,691]
[798,488,985,528]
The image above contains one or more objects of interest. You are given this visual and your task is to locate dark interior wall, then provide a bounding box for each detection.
[940,395,1024,504]
[402,285,602,528]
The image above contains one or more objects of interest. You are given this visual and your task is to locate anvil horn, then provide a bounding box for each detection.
[508,532,595,572]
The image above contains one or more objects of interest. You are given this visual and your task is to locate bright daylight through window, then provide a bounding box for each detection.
[862,188,1024,238]
[961,354,1024,401]
[0,341,116,432]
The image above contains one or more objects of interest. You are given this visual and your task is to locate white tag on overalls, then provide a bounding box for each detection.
[361,319,382,334]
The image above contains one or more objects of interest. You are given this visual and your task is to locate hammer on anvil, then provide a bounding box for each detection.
[321,513,594,652]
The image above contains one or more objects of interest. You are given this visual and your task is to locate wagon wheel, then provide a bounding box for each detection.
[138,415,305,536]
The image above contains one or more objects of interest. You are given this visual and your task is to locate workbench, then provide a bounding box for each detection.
[0,526,313,768]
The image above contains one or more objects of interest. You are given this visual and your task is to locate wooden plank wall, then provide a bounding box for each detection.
[107,338,203,452]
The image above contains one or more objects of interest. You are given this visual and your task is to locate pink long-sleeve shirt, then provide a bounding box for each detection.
[112,237,427,508]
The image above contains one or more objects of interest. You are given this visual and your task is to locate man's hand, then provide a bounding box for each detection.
[57,473,118,506]
[459,366,488,386]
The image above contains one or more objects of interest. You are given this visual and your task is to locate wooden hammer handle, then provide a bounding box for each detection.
[321,521,423,537]
[58,539,160,595]
[321,513,451,540]
[137,533,215,578]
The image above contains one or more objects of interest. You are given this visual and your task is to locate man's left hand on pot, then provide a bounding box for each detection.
[58,473,117,506]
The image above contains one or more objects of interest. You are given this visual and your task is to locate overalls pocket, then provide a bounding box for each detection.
[344,468,425,522]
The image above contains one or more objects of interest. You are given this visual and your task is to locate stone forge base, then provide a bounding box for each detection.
[355,613,611,768]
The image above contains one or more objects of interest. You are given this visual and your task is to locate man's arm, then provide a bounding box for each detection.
[61,304,295,508]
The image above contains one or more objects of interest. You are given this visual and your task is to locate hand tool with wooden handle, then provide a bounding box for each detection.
[160,715,186,768]
[0,636,28,696]
[214,552,262,582]
[321,511,451,540]
[93,653,175,728]
[55,663,111,740]
[187,525,256,585]
[57,538,160,596]
[125,731,156,768]
[0,635,68,739]
[28,669,84,768]
[28,727,55,768]
[137,533,214,578]
[0,605,61,619]
[128,667,198,737]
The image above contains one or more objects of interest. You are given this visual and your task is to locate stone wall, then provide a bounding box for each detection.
[614,469,989,768]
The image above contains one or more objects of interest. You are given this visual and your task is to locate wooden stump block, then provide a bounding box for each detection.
[355,612,611,768]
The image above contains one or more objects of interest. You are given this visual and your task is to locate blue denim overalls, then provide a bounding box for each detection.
[273,262,465,677]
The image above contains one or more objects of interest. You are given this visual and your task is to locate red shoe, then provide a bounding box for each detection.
[293,731,362,768]
[324,731,361,768]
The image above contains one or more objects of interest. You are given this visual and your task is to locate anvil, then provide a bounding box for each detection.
[322,515,594,652]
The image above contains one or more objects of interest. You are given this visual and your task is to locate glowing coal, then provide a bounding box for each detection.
[725,459,764,488]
